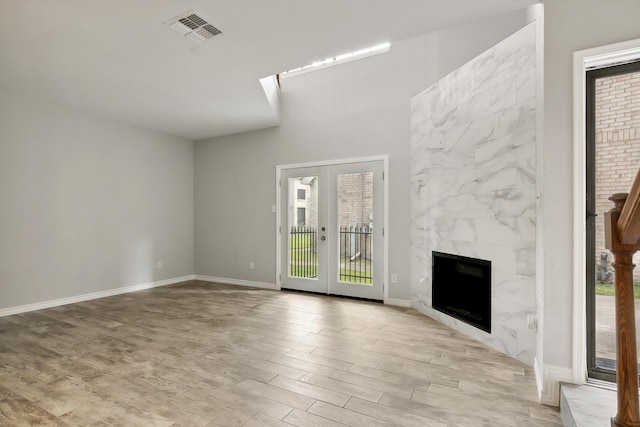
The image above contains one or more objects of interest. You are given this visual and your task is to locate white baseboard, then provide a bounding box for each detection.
[0,275,196,318]
[385,298,411,307]
[195,275,278,290]
[540,364,575,406]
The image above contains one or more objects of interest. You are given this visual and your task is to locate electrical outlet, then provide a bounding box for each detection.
[391,273,398,283]
[249,261,255,270]
[156,261,163,270]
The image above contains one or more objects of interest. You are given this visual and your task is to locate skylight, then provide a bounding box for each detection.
[280,42,391,78]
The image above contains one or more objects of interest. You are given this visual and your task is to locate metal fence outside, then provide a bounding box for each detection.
[339,225,373,284]
[288,225,373,284]
[289,226,317,279]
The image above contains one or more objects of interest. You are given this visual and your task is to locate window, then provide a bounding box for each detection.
[586,60,640,381]
[297,208,305,227]
[297,189,306,200]
[279,43,391,78]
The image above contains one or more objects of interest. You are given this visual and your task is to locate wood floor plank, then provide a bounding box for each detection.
[411,383,529,426]
[243,413,292,427]
[361,339,444,363]
[283,408,348,427]
[235,356,307,381]
[381,391,516,427]
[258,336,317,353]
[376,359,460,389]
[307,401,396,427]
[194,381,294,421]
[300,373,383,403]
[310,347,381,369]
[347,364,432,390]
[268,353,336,377]
[344,397,447,427]
[329,369,415,400]
[269,375,351,407]
[284,349,353,371]
[0,385,64,426]
[236,378,316,410]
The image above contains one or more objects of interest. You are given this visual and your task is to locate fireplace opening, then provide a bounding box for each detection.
[432,251,491,333]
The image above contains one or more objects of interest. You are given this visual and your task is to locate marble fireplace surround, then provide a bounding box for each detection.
[410,22,537,365]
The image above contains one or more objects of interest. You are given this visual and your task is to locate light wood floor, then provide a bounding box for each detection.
[0,281,562,426]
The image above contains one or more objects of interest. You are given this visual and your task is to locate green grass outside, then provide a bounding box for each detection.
[289,265,372,284]
[290,264,318,278]
[596,282,640,298]
[290,251,318,262]
[290,234,312,250]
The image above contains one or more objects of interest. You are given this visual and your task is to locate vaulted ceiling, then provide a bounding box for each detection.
[0,1,538,140]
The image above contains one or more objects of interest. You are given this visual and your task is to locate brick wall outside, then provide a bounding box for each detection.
[290,172,373,230]
[338,172,373,260]
[595,71,640,281]
[291,179,318,228]
[337,172,373,229]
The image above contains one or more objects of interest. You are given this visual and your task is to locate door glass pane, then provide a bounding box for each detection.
[593,70,640,370]
[288,176,318,279]
[337,172,373,285]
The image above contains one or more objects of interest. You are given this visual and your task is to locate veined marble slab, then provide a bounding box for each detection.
[410,22,538,365]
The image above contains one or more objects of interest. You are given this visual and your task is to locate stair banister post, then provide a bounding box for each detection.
[606,193,640,427]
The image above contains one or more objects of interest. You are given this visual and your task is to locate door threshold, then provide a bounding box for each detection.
[280,287,383,304]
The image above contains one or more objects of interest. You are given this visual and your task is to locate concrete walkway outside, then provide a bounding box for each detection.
[595,294,640,362]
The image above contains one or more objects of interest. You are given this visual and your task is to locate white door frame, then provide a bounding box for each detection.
[572,38,640,384]
[276,155,389,303]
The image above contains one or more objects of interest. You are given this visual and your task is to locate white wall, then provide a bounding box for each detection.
[194,8,535,301]
[541,0,640,399]
[0,92,194,311]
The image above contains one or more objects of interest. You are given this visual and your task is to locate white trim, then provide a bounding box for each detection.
[572,48,588,386]
[383,156,390,304]
[195,275,278,290]
[275,155,390,301]
[540,364,575,406]
[385,298,411,308]
[534,5,546,400]
[534,357,544,402]
[275,166,283,290]
[0,275,196,318]
[276,155,390,171]
[583,38,640,70]
[572,38,640,386]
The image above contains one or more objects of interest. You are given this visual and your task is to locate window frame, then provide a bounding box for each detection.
[586,60,640,382]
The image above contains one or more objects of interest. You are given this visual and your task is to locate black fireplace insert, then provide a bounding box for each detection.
[432,251,491,333]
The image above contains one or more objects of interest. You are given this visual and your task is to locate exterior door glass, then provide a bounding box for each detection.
[587,62,640,381]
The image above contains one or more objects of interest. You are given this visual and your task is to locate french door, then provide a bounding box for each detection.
[278,160,384,300]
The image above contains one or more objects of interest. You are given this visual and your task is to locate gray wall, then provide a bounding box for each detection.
[0,92,194,310]
[194,8,535,300]
[542,0,640,374]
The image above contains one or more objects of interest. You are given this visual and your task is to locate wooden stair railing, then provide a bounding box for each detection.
[605,166,640,427]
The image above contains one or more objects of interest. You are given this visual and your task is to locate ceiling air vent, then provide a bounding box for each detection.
[166,11,222,43]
